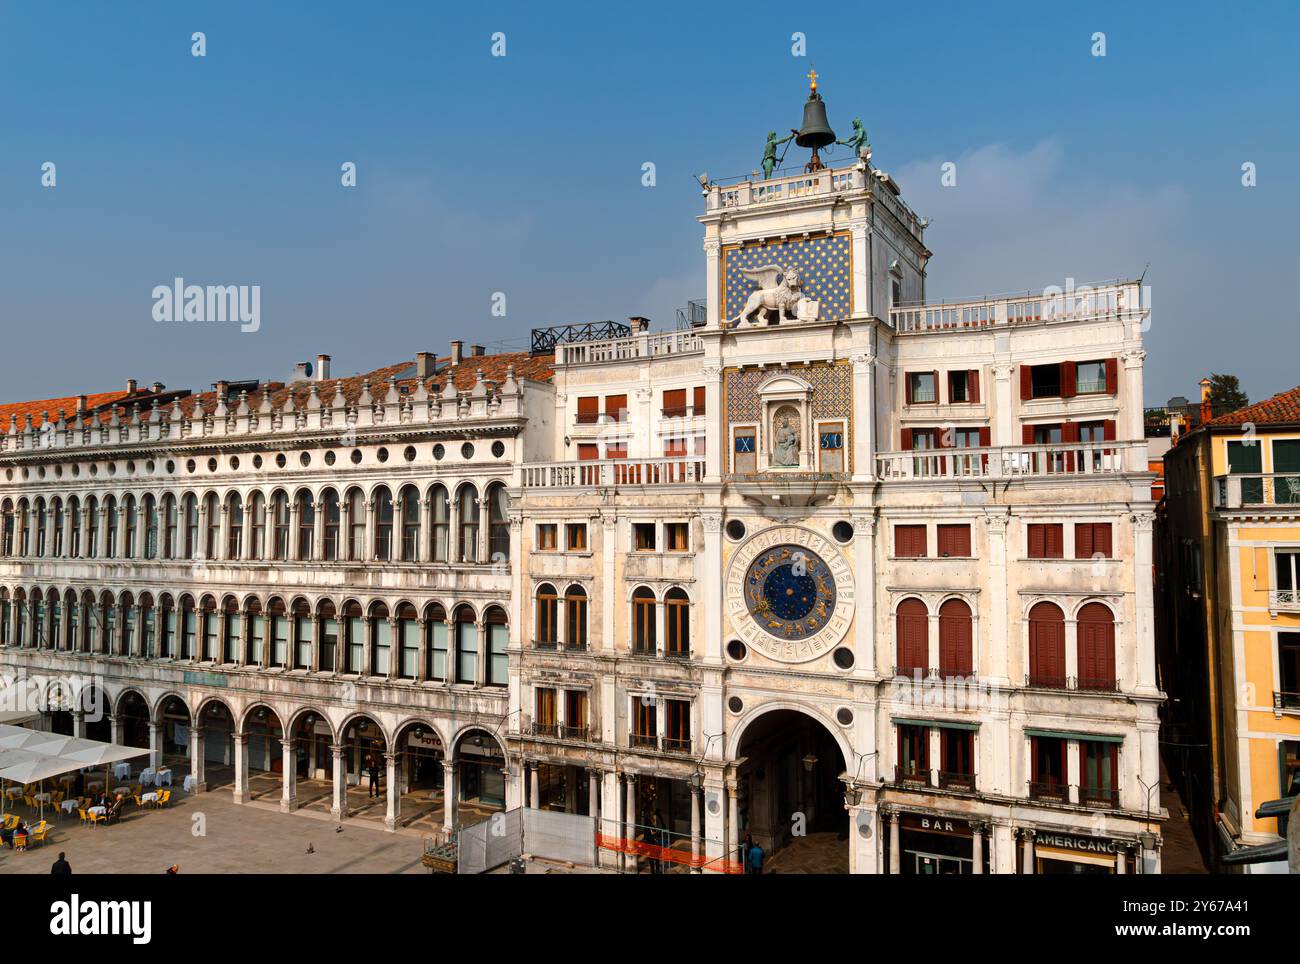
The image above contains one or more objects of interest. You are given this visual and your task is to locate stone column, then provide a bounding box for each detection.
[529,762,539,810]
[703,239,721,329]
[419,497,432,563]
[218,502,231,561]
[992,820,1015,874]
[726,780,739,870]
[1117,847,1128,874]
[312,501,326,560]
[233,734,249,804]
[288,501,301,562]
[280,739,297,811]
[108,714,120,746]
[148,722,162,769]
[971,821,986,874]
[690,785,702,873]
[625,772,639,874]
[331,744,345,819]
[72,711,85,739]
[384,752,399,831]
[362,498,375,562]
[888,811,901,874]
[1021,829,1036,874]
[442,760,457,831]
[588,768,601,821]
[189,725,205,792]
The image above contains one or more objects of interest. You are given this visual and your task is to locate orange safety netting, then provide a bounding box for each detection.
[595,833,745,874]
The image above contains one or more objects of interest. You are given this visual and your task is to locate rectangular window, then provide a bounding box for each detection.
[1075,360,1108,394]
[1274,440,1300,505]
[535,687,557,734]
[693,386,706,417]
[1080,740,1119,807]
[272,615,289,667]
[577,443,599,462]
[487,620,508,686]
[663,437,688,457]
[320,618,338,672]
[895,524,927,558]
[536,524,557,551]
[566,523,588,551]
[632,699,657,747]
[1030,364,1062,399]
[248,614,264,664]
[634,522,656,551]
[948,371,969,403]
[937,524,971,558]
[1279,633,1300,706]
[400,619,419,679]
[908,372,937,404]
[665,700,691,753]
[373,618,390,676]
[456,620,477,684]
[604,394,628,422]
[429,619,448,681]
[1030,736,1068,800]
[346,616,363,672]
[1033,423,1063,445]
[897,724,929,782]
[662,388,687,418]
[296,616,313,670]
[1027,523,1064,559]
[1075,523,1113,559]
[940,729,974,788]
[665,522,689,552]
[564,690,588,737]
[1227,440,1264,504]
[576,396,599,424]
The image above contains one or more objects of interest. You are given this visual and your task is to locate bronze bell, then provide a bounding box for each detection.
[795,90,835,172]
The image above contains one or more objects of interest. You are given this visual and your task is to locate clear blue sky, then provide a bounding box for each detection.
[3,0,1297,407]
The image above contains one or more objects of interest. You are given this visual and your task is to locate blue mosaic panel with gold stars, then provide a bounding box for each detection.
[723,232,852,323]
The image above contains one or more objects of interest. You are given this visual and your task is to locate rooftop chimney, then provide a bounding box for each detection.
[450,340,464,366]
[294,362,312,381]
[126,378,138,394]
[416,352,436,379]
[316,354,331,381]
[75,395,88,416]
[150,382,165,394]
[470,344,486,358]
[215,380,230,399]
[629,316,651,333]
[1199,377,1213,424]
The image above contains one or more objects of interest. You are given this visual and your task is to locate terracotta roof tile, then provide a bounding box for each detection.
[1204,384,1300,428]
[0,390,134,432]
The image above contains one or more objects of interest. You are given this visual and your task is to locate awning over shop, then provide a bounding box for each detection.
[892,717,980,731]
[1024,728,1124,744]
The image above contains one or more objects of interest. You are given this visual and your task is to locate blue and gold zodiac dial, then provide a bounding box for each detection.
[744,544,836,641]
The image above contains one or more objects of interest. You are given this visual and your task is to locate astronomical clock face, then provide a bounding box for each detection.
[725,525,854,663]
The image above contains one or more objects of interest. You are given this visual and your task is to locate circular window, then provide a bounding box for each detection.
[832,520,854,544]
[38,467,47,479]
[88,465,97,477]
[126,460,136,475]
[376,447,389,463]
[54,465,63,478]
[229,457,240,471]
[836,707,854,726]
[4,469,12,481]
[299,452,311,467]
[461,443,475,460]
[106,462,116,476]
[433,444,445,461]
[165,460,176,474]
[324,451,336,466]
[207,458,218,472]
[275,453,287,469]
[71,465,80,478]
[350,449,362,465]
[727,696,744,715]
[403,445,416,463]
[832,647,855,670]
[252,455,263,469]
[145,460,155,474]
[185,460,196,474]
[726,640,748,662]
[725,519,746,542]
[491,440,505,458]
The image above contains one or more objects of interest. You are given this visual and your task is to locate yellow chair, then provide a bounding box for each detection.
[157,789,171,808]
[1,814,17,830]
[13,833,27,852]
[132,794,147,809]
[29,825,49,848]
[77,808,91,827]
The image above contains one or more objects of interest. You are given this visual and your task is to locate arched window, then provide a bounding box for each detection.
[159,594,176,658]
[486,482,509,562]
[0,589,9,646]
[343,600,364,673]
[1028,602,1066,688]
[68,497,81,558]
[271,492,290,560]
[346,489,365,560]
[665,588,690,658]
[373,486,394,561]
[140,594,156,658]
[179,595,197,659]
[182,494,198,559]
[485,607,508,686]
[244,597,264,664]
[17,500,31,556]
[86,497,99,559]
[203,492,220,559]
[454,606,477,683]
[317,599,338,671]
[430,485,450,562]
[535,584,558,647]
[296,491,314,560]
[123,495,137,558]
[52,498,64,557]
[938,599,973,678]
[248,492,266,559]
[322,489,340,560]
[143,495,158,559]
[119,592,134,655]
[293,598,313,669]
[65,590,80,653]
[565,585,588,651]
[268,597,288,667]
[896,598,929,676]
[397,602,419,678]
[457,485,479,563]
[33,591,47,648]
[200,595,219,661]
[104,496,119,558]
[1077,603,1116,690]
[399,485,420,561]
[370,601,391,675]
[160,494,176,559]
[223,596,241,663]
[50,590,63,650]
[632,587,656,654]
[0,500,13,556]
[425,603,448,680]
[34,498,47,557]
[14,590,27,646]
[226,492,244,559]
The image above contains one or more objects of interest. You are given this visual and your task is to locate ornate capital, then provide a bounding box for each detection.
[985,511,1011,533]
[703,240,721,256]
[702,364,723,380]
[850,515,875,536]
[1132,511,1155,532]
[701,514,722,534]
[1122,348,1147,367]
[992,363,1015,380]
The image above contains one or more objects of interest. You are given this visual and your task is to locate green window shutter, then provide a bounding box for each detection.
[1227,440,1262,473]
[1273,439,1300,473]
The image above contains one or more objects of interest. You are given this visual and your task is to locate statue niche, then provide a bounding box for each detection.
[771,405,801,467]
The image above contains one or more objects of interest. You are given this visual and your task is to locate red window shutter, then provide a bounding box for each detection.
[938,524,970,557]
[1022,424,1035,445]
[933,371,940,402]
[896,524,926,557]
[605,394,628,419]
[978,426,990,447]
[1020,365,1032,401]
[577,396,598,420]
[897,600,928,673]
[663,388,686,411]
[1030,739,1041,785]
[1062,422,1079,443]
[905,374,914,405]
[1046,524,1064,558]
[1105,357,1119,395]
[1061,361,1077,398]
[1028,524,1046,559]
[900,427,913,450]
[693,386,706,415]
[577,444,599,461]
[939,602,972,676]
[1095,523,1112,558]
[1103,419,1117,441]
[1075,523,1094,559]
[969,370,981,403]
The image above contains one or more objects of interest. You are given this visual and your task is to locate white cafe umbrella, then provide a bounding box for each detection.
[0,749,76,822]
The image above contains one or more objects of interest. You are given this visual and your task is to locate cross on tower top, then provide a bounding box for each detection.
[806,66,819,92]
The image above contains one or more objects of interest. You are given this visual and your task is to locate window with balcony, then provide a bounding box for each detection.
[896,598,929,676]
[907,371,937,405]
[693,386,706,418]
[940,729,975,789]
[1030,735,1067,801]
[937,524,971,558]
[1027,523,1064,559]
[665,700,691,753]
[662,388,688,418]
[576,396,599,424]
[536,524,557,551]
[632,698,657,749]
[566,523,588,551]
[1277,552,1300,608]
[895,524,927,558]
[577,443,599,461]
[1227,440,1264,504]
[1028,601,1066,688]
[604,394,628,422]
[564,586,588,650]
[1279,633,1300,711]
[1075,523,1113,559]
[1080,740,1119,807]
[1028,364,1061,399]
[1276,440,1300,504]
[564,690,588,739]
[535,687,557,737]
[897,723,929,783]
[663,437,688,457]
[535,584,558,648]
[1075,360,1109,394]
